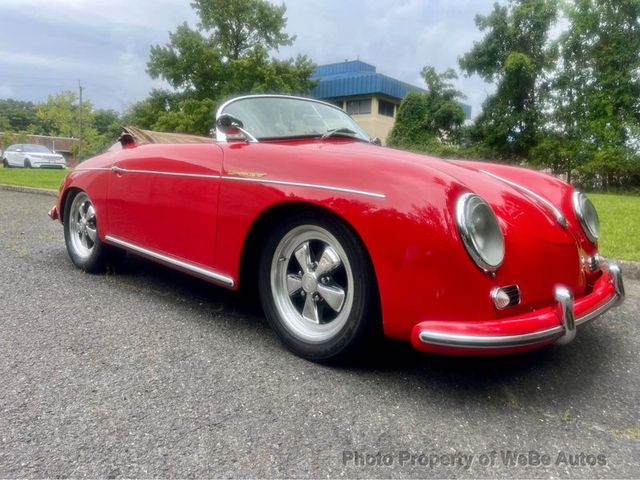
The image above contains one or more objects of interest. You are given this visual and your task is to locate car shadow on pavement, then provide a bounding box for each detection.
[105,252,621,408]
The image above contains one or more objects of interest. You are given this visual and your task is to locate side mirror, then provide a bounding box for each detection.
[216,114,244,135]
[215,113,258,142]
[370,137,382,146]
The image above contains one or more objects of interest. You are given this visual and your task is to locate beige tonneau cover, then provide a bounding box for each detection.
[120,126,213,146]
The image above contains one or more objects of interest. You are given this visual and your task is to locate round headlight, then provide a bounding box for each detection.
[455,193,505,272]
[573,191,599,243]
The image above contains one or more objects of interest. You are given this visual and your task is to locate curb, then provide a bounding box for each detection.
[0,182,638,281]
[0,183,57,197]
[616,260,640,282]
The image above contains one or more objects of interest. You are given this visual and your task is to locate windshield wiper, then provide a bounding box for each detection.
[320,128,358,140]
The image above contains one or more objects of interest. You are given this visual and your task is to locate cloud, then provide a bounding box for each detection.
[0,0,196,30]
[0,0,497,115]
[277,0,497,116]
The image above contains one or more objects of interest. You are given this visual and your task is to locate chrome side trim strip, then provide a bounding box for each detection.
[104,235,235,287]
[220,175,386,199]
[75,166,384,198]
[480,169,568,227]
[112,167,221,179]
[74,167,112,172]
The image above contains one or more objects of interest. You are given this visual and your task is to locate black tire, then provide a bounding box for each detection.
[63,190,110,272]
[24,158,31,168]
[2,158,8,168]
[258,211,380,362]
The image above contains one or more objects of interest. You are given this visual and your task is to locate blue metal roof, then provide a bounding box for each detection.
[312,60,471,118]
[312,60,424,101]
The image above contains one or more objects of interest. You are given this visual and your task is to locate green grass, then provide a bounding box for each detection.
[589,193,640,261]
[0,167,67,189]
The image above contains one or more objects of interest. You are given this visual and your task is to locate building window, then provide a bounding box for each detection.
[346,99,372,115]
[378,100,395,117]
[326,99,344,109]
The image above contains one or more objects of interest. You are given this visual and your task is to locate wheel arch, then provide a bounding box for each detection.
[238,201,381,310]
[59,187,82,224]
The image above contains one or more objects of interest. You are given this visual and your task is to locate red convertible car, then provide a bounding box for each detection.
[49,95,625,361]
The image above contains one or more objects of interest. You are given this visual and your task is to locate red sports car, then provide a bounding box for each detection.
[49,95,625,361]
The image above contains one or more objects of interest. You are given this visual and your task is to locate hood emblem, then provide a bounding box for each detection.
[480,170,568,228]
[227,171,267,178]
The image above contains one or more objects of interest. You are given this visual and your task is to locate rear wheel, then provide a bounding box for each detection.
[24,158,31,168]
[259,212,379,362]
[64,191,110,272]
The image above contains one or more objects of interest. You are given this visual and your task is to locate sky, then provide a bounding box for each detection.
[0,0,497,116]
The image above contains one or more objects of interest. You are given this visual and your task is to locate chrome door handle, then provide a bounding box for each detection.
[111,166,125,174]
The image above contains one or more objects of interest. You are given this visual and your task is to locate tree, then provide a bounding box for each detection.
[36,91,119,159]
[36,91,85,138]
[0,99,38,132]
[387,67,466,153]
[132,0,315,135]
[546,0,640,187]
[459,0,558,161]
[192,0,294,60]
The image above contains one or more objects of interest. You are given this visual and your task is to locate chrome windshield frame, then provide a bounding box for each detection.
[215,94,367,143]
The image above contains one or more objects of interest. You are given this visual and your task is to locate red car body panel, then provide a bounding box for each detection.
[53,136,623,354]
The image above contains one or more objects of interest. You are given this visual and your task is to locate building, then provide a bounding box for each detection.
[311,60,471,144]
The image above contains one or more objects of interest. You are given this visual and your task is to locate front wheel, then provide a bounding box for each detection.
[63,191,110,272]
[2,158,9,168]
[259,213,379,362]
[24,158,32,168]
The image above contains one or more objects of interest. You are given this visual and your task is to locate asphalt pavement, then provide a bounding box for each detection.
[0,189,638,478]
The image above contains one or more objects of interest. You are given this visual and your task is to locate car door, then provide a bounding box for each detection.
[106,143,225,274]
[15,145,27,166]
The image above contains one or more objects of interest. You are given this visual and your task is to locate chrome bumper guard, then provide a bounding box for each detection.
[419,262,625,349]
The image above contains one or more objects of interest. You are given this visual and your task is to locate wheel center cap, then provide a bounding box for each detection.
[301,273,317,293]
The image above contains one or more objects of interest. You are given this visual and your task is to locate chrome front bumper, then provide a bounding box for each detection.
[418,262,625,350]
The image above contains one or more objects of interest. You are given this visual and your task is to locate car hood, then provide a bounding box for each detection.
[288,141,577,246]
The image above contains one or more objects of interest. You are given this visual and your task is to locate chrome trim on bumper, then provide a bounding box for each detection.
[418,326,565,348]
[105,235,235,287]
[418,262,624,349]
[555,286,576,345]
[607,262,625,303]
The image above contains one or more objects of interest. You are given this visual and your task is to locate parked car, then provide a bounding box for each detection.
[2,144,66,168]
[48,95,625,362]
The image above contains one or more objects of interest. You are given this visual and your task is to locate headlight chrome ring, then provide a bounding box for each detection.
[455,192,505,273]
[572,191,600,243]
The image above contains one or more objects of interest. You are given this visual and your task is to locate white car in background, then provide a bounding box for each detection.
[2,144,66,169]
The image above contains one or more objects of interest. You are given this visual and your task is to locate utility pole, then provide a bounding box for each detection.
[78,80,83,158]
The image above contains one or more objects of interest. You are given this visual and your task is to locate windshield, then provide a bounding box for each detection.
[24,144,53,153]
[220,96,370,141]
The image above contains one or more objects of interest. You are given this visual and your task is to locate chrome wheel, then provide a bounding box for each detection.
[68,192,98,260]
[271,225,354,343]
